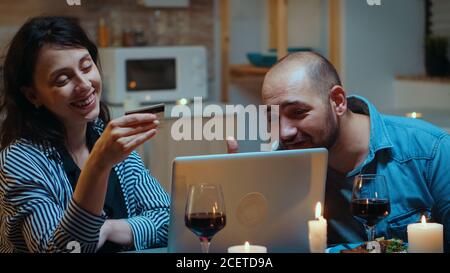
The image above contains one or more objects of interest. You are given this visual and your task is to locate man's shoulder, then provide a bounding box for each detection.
[381,115,449,161]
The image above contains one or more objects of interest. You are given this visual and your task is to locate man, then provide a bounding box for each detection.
[227,52,450,251]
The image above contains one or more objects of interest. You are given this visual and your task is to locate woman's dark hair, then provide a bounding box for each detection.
[0,16,110,149]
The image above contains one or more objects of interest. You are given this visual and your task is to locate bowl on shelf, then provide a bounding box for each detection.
[247,47,314,68]
[268,47,313,53]
[246,52,277,68]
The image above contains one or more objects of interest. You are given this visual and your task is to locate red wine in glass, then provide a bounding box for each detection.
[351,198,390,226]
[351,174,390,242]
[185,184,226,253]
[185,212,226,241]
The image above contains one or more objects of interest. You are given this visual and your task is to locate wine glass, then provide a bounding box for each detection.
[351,174,390,242]
[185,184,226,253]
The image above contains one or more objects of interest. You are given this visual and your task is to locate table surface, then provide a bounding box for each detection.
[123,246,344,253]
[124,247,168,253]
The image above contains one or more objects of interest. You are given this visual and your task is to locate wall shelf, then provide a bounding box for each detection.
[219,0,341,102]
[220,0,287,102]
[229,64,270,77]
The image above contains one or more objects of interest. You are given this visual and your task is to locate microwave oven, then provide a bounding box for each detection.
[98,46,207,105]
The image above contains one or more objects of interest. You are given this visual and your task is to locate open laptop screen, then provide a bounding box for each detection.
[168,148,328,253]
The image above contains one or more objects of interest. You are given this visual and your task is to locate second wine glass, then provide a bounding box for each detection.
[351,174,390,242]
[185,183,226,253]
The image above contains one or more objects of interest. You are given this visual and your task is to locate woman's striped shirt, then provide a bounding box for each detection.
[0,123,170,253]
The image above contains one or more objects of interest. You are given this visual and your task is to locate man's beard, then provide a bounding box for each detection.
[321,106,339,150]
[279,106,339,150]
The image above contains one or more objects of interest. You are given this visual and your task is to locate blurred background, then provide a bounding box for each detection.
[0,0,449,192]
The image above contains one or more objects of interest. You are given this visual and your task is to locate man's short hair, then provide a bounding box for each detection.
[275,52,342,100]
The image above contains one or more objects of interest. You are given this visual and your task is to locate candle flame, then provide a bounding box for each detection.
[421,215,427,225]
[406,112,423,119]
[212,202,217,214]
[315,202,322,219]
[244,241,250,252]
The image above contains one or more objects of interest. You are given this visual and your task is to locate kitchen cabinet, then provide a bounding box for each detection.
[391,75,450,134]
[393,75,450,110]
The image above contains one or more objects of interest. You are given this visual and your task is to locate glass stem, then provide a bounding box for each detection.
[364,224,376,241]
[200,237,211,253]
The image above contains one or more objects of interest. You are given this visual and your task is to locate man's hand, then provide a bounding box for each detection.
[226,136,239,153]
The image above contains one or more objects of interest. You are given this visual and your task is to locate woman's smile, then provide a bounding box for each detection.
[70,90,98,112]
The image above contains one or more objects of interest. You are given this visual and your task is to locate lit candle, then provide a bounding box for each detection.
[228,241,267,253]
[308,202,327,253]
[405,112,423,119]
[407,216,443,253]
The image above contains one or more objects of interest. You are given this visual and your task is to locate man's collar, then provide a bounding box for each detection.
[347,95,393,157]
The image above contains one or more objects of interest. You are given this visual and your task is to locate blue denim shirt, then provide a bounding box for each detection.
[324,96,450,252]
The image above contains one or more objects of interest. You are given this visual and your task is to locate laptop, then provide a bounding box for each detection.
[167,148,328,253]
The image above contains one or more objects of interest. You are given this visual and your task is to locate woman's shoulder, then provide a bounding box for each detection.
[0,139,56,169]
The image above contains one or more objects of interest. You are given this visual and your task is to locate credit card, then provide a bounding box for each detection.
[125,103,165,126]
[125,103,165,115]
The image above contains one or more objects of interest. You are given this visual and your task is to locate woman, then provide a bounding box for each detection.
[0,16,170,253]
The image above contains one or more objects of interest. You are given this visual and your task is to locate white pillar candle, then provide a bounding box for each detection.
[308,202,327,253]
[407,216,443,253]
[228,241,267,253]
